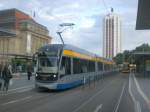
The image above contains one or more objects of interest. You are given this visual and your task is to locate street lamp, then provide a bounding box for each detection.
[57,23,75,45]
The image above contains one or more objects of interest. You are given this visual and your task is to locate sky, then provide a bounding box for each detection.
[0,0,150,56]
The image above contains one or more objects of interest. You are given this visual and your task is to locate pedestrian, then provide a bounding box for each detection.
[2,63,13,92]
[0,63,4,91]
[8,63,13,86]
[8,63,13,75]
[27,63,32,80]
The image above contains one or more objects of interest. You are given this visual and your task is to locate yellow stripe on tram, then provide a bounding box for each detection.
[63,50,93,60]
[63,49,114,64]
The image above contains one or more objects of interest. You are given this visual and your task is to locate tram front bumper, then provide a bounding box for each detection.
[35,82,58,90]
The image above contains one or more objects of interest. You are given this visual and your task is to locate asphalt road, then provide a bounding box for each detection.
[0,73,139,112]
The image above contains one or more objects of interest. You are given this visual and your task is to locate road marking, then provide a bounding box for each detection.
[129,73,141,112]
[72,87,105,112]
[113,82,126,112]
[8,85,34,92]
[1,96,32,106]
[72,79,116,112]
[133,73,150,108]
[94,104,103,112]
[18,88,33,93]
[129,73,136,103]
[0,85,34,96]
[136,101,141,112]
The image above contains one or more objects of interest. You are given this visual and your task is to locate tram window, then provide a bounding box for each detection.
[109,65,112,70]
[104,64,107,71]
[108,65,110,70]
[98,62,103,71]
[106,64,109,71]
[80,59,88,73]
[73,58,82,74]
[106,65,108,71]
[60,56,71,75]
[88,61,95,72]
[109,65,111,71]
[104,64,110,71]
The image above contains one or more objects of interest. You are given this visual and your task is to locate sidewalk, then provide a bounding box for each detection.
[12,72,27,78]
[12,72,35,78]
[134,73,150,101]
[0,73,35,95]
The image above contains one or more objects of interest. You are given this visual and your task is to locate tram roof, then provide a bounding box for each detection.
[40,44,113,63]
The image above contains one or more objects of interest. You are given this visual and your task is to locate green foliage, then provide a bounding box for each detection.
[134,43,150,52]
[113,53,123,64]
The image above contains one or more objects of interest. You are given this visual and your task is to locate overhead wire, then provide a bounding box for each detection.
[101,0,110,13]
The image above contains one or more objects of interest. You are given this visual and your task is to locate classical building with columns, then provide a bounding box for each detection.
[0,8,52,63]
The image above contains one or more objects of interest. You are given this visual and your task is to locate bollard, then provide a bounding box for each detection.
[82,76,86,89]
[89,76,91,87]
[94,75,96,87]
[83,76,86,84]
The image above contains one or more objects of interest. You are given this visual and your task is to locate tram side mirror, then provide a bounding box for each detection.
[32,53,38,62]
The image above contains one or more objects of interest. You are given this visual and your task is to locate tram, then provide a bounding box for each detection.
[121,62,130,73]
[34,44,115,90]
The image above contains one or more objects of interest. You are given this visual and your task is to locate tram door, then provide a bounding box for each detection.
[60,57,71,77]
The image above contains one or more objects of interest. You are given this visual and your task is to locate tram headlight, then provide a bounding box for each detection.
[35,73,38,77]
[53,74,56,78]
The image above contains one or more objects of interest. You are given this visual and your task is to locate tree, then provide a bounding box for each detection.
[134,43,150,52]
[123,50,131,62]
[113,53,123,64]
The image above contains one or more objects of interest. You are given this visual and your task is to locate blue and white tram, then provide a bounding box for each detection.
[34,44,115,90]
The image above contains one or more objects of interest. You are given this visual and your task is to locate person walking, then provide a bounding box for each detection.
[8,63,13,86]
[2,63,13,92]
[0,63,4,91]
[27,63,32,80]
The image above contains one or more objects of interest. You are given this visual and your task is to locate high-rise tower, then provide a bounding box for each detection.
[103,8,121,59]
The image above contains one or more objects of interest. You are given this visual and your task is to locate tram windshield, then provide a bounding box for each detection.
[38,56,58,73]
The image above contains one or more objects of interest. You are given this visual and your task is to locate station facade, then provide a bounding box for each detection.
[0,8,52,71]
[134,52,150,76]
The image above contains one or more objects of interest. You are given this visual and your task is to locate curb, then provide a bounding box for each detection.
[12,73,27,78]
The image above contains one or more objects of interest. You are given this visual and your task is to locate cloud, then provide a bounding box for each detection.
[76,18,95,28]
[0,3,4,8]
[38,7,55,21]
